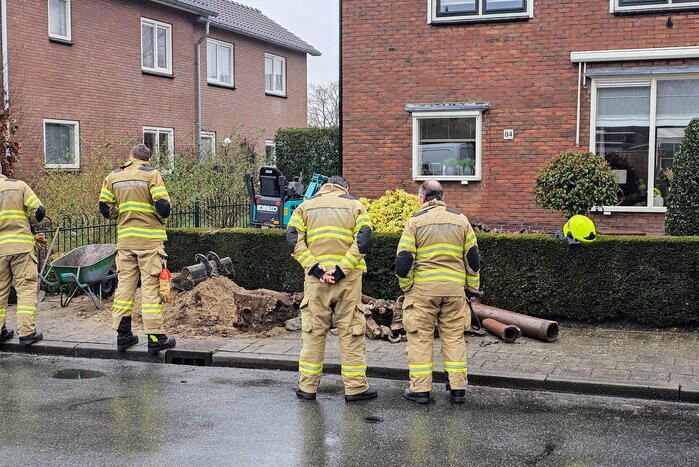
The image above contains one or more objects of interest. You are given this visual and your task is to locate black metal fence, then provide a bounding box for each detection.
[36,196,250,254]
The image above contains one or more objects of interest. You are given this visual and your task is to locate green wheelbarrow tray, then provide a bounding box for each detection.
[40,244,118,309]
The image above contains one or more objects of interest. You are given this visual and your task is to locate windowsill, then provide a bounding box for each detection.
[592,206,667,214]
[613,7,699,16]
[413,176,481,183]
[48,36,73,45]
[45,165,80,171]
[430,14,531,25]
[208,81,236,90]
[265,91,287,98]
[142,69,174,79]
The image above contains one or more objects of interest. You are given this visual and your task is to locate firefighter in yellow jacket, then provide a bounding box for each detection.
[287,176,377,402]
[0,174,46,345]
[396,180,480,404]
[99,144,175,354]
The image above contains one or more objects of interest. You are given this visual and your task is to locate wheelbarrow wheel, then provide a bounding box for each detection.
[91,269,117,299]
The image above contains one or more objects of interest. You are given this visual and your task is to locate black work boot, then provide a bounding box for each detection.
[450,389,466,404]
[296,389,317,401]
[0,326,14,343]
[19,332,43,346]
[345,387,378,402]
[403,389,431,404]
[147,334,176,354]
[116,317,139,352]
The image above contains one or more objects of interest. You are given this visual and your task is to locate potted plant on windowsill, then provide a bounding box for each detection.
[458,158,476,176]
[653,187,664,207]
[443,158,459,176]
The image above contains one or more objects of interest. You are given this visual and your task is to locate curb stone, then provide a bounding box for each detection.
[544,376,680,402]
[679,384,699,403]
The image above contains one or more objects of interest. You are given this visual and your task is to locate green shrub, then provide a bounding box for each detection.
[274,127,340,182]
[166,229,699,327]
[666,118,699,235]
[359,189,421,233]
[534,151,619,218]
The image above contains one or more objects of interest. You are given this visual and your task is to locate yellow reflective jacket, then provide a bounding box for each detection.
[395,200,480,297]
[287,183,372,282]
[99,159,171,251]
[0,175,44,256]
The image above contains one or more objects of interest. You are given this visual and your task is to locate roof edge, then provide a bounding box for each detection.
[149,0,218,17]
[210,21,321,56]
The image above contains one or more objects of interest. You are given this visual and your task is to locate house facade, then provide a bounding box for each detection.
[1,0,319,177]
[342,0,699,234]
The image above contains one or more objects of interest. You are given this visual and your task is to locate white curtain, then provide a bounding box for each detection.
[142,24,154,68]
[265,56,274,91]
[656,79,699,127]
[157,27,168,69]
[219,45,232,84]
[485,0,525,11]
[596,86,650,127]
[49,0,67,37]
[207,42,217,80]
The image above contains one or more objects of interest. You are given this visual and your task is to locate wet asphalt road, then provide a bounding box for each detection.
[0,353,697,466]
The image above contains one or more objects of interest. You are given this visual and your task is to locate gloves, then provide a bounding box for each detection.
[34,233,47,251]
[309,264,325,280]
[332,267,346,284]
[466,290,481,303]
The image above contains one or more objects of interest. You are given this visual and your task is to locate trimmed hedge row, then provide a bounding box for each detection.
[165,229,699,327]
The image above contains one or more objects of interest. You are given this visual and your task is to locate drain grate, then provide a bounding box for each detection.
[53,369,105,380]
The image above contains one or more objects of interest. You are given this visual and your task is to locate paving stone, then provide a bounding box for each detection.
[591,368,631,381]
[629,371,671,383]
[551,367,593,378]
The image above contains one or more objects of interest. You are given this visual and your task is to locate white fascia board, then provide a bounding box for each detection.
[571,46,699,63]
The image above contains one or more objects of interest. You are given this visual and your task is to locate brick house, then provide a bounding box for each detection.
[341,0,699,234]
[1,0,319,177]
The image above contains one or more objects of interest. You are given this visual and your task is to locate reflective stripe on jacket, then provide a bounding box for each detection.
[0,175,43,256]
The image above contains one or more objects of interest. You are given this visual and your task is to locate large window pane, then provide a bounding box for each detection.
[438,0,477,14]
[219,45,232,84]
[265,56,274,92]
[45,122,76,166]
[657,79,699,127]
[142,24,154,69]
[484,0,525,12]
[274,58,284,92]
[418,117,477,176]
[48,0,67,37]
[595,86,651,207]
[157,27,168,69]
[207,42,217,80]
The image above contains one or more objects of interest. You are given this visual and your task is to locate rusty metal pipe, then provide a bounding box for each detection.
[473,303,559,342]
[481,318,521,343]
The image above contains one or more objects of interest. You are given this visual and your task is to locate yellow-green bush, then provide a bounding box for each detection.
[360,189,420,233]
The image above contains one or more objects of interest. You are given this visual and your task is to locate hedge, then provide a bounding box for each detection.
[274,127,340,182]
[165,229,699,327]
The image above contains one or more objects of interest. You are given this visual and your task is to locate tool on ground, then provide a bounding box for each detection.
[245,166,328,228]
[36,227,60,303]
[159,258,172,303]
[172,252,234,291]
[481,318,522,343]
[472,303,559,342]
[38,243,118,309]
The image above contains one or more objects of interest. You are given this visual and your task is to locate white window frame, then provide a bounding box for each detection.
[200,131,216,158]
[265,139,276,162]
[589,73,699,213]
[143,126,175,170]
[265,53,286,97]
[411,110,483,183]
[141,17,172,75]
[611,0,699,13]
[207,38,235,87]
[48,0,71,41]
[43,118,80,169]
[428,0,533,23]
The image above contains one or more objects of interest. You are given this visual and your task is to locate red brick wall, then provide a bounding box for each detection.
[341,0,699,234]
[7,0,307,177]
[202,29,308,155]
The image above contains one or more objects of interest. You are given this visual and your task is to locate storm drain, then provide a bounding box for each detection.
[165,350,212,367]
[53,369,105,379]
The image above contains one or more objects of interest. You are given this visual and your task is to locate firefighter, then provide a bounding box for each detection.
[395,180,480,404]
[287,175,377,402]
[99,143,175,354]
[0,173,46,345]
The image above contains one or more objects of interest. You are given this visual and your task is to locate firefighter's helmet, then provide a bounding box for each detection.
[563,215,597,243]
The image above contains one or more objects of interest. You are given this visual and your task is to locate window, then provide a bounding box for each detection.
[430,0,532,23]
[141,18,172,75]
[143,127,174,170]
[48,0,71,41]
[200,131,216,160]
[591,77,699,211]
[265,140,276,163]
[265,54,286,96]
[207,39,234,87]
[411,111,482,181]
[44,119,80,169]
[613,0,699,13]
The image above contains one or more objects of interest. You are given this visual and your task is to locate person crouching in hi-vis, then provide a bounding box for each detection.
[287,175,378,402]
[395,181,480,404]
[98,143,175,354]
[0,174,46,345]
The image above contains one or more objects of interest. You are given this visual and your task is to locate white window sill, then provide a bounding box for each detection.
[265,91,287,98]
[413,176,481,184]
[613,6,699,15]
[45,164,80,170]
[207,80,235,89]
[142,67,173,78]
[592,206,667,214]
[48,35,72,44]
[431,14,531,24]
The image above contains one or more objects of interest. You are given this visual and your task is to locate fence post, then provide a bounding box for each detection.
[194,199,201,228]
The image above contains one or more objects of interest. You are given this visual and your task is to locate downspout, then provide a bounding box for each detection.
[194,20,210,157]
[1,0,10,165]
[338,0,343,175]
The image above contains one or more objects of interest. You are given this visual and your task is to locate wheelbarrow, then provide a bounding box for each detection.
[39,244,118,309]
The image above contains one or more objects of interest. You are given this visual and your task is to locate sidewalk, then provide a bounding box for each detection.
[1,294,697,403]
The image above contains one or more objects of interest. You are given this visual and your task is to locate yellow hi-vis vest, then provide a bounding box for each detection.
[0,175,43,256]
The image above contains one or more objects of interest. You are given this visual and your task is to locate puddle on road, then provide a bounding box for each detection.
[53,369,105,380]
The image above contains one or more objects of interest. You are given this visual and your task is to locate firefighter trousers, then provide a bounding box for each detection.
[298,276,369,396]
[0,252,38,337]
[111,248,165,335]
[403,294,470,392]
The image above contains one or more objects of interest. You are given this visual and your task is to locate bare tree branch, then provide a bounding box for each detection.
[308,81,339,128]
